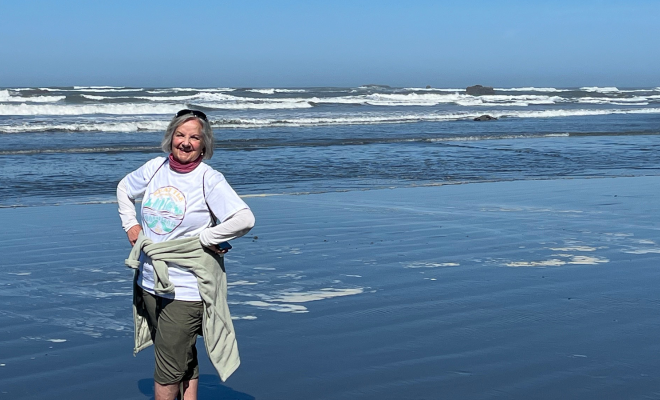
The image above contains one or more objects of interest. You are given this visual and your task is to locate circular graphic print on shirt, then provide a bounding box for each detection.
[142,186,187,235]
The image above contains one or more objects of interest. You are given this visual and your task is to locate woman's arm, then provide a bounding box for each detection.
[199,208,255,248]
[200,169,255,250]
[117,157,166,246]
[117,177,142,246]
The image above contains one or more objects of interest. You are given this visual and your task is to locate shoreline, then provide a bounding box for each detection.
[3,173,660,209]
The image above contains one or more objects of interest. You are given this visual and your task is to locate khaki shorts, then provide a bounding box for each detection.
[140,289,203,385]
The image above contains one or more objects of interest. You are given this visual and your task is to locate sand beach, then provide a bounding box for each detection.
[2,175,660,399]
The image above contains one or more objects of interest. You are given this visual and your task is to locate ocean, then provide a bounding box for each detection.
[1,85,660,206]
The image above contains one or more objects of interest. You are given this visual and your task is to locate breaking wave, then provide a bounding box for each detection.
[0,90,65,103]
[3,107,660,133]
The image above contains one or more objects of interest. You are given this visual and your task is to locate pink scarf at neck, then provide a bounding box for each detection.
[168,153,203,173]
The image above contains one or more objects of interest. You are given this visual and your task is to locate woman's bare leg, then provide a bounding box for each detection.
[182,379,199,400]
[154,382,179,400]
[154,379,198,400]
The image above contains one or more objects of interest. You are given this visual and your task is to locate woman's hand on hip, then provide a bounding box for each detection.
[205,244,229,255]
[127,224,142,246]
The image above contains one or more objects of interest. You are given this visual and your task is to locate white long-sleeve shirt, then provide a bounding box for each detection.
[117,157,255,300]
[117,178,255,247]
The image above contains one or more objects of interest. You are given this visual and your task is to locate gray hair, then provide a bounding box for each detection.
[161,114,214,159]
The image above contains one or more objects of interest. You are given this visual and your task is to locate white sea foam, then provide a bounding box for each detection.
[317,92,566,108]
[501,107,660,119]
[376,93,469,106]
[549,246,597,252]
[601,102,648,106]
[274,88,307,93]
[577,96,649,105]
[0,103,184,116]
[0,120,168,133]
[0,90,65,103]
[10,87,659,112]
[243,301,308,313]
[74,86,126,89]
[368,93,470,105]
[145,88,235,94]
[270,288,363,303]
[622,248,660,254]
[194,101,314,110]
[145,92,242,102]
[304,92,562,107]
[506,259,567,267]
[3,106,659,132]
[77,93,180,101]
[405,262,460,268]
[79,92,231,102]
[128,92,314,109]
[403,87,464,92]
[80,94,115,100]
[568,256,609,265]
[495,87,568,92]
[619,89,658,93]
[211,112,471,128]
[215,107,660,128]
[580,86,620,93]
[247,88,275,94]
[480,206,523,212]
[71,86,140,92]
[246,88,308,94]
[228,280,258,286]
[137,94,208,101]
[292,93,441,106]
[240,288,363,313]
[459,94,564,107]
[175,87,236,92]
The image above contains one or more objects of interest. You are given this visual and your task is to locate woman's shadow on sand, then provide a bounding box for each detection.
[138,375,254,400]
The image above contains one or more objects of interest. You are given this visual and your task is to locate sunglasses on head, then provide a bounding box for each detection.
[175,109,208,122]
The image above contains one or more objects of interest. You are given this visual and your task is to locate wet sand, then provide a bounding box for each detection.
[2,176,660,399]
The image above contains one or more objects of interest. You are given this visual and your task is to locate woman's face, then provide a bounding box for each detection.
[171,119,204,164]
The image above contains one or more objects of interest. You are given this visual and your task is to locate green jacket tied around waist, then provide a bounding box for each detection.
[125,231,240,382]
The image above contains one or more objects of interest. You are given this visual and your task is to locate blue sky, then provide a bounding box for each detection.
[1,0,658,88]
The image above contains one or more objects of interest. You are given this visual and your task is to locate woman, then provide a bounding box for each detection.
[117,109,255,400]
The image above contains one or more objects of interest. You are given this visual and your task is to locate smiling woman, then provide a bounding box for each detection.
[171,119,204,163]
[162,109,215,165]
[116,109,255,400]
